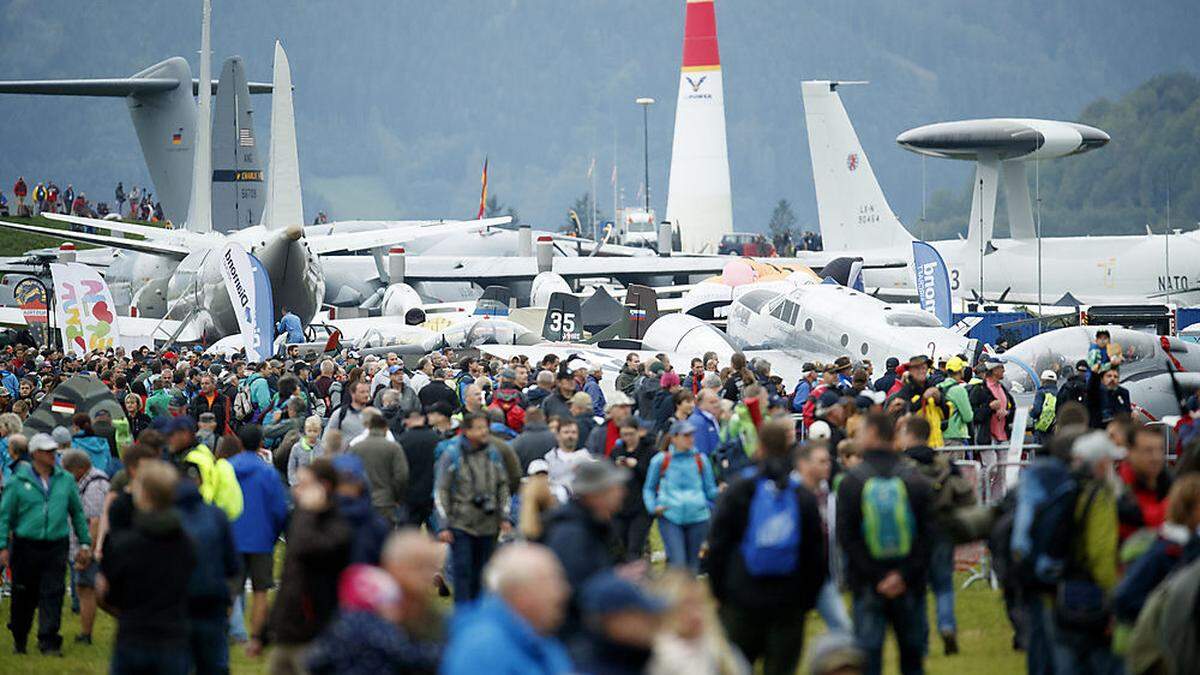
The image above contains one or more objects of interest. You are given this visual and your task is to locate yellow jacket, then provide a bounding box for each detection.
[185,444,244,521]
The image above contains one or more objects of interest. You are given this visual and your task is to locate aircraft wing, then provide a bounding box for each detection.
[43,213,210,246]
[0,220,190,258]
[774,252,910,272]
[400,255,733,283]
[306,217,512,254]
[0,77,272,97]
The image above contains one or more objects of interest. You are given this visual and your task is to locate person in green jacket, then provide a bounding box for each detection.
[144,378,173,419]
[0,433,92,656]
[938,357,975,448]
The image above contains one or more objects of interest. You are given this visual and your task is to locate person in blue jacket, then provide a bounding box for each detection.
[176,475,241,675]
[70,414,113,477]
[227,426,289,654]
[441,543,573,675]
[276,305,305,345]
[643,420,719,572]
[686,390,722,456]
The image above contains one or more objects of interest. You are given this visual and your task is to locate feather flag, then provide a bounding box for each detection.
[475,156,489,219]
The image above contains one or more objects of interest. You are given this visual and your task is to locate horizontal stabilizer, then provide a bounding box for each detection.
[306,217,511,254]
[43,213,210,246]
[0,78,271,97]
[0,220,190,258]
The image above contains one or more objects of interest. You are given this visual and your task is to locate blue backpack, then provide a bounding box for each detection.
[712,434,752,482]
[740,476,802,576]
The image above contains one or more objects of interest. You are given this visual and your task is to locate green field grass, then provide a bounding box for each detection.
[0,570,1022,675]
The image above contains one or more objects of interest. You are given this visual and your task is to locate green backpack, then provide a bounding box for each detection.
[861,470,916,559]
[1034,392,1058,432]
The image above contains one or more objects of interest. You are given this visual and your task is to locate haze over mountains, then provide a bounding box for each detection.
[1,0,1196,237]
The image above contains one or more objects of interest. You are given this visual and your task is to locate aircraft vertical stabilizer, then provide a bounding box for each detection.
[184,0,213,233]
[212,56,264,233]
[801,81,911,252]
[665,0,734,254]
[261,41,304,230]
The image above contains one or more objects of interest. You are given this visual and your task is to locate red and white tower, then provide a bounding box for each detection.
[665,0,734,253]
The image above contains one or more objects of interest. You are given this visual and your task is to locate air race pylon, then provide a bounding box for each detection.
[665,0,734,254]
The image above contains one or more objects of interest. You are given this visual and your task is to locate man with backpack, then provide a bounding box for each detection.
[836,412,934,675]
[1030,370,1059,444]
[434,412,512,606]
[937,357,975,448]
[707,419,826,675]
[898,415,975,656]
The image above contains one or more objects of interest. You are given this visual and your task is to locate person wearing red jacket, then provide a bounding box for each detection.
[13,177,27,207]
[1117,423,1172,541]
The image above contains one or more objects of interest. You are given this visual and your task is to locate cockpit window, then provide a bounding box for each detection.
[885,312,943,328]
[770,299,800,325]
[737,289,778,313]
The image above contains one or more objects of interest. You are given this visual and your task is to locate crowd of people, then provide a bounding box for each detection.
[0,325,1196,674]
[3,177,164,223]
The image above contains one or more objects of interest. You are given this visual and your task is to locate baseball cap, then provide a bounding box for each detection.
[527,459,550,476]
[648,361,665,375]
[668,419,696,436]
[579,572,667,616]
[167,415,197,434]
[388,364,404,375]
[1040,369,1058,382]
[945,356,966,373]
[169,393,189,408]
[1072,430,1126,463]
[605,392,634,411]
[567,358,591,373]
[801,362,817,373]
[807,420,832,440]
[572,460,630,495]
[29,433,57,453]
[51,426,73,447]
[332,453,369,487]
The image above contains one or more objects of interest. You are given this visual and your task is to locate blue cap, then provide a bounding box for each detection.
[388,364,404,374]
[167,415,197,434]
[668,419,696,436]
[332,453,369,487]
[150,415,175,433]
[579,572,668,616]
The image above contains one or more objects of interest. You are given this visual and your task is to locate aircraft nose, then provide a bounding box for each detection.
[284,224,303,241]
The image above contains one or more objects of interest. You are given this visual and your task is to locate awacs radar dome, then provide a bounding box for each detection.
[896,119,1109,161]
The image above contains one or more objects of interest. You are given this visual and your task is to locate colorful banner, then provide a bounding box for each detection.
[912,241,953,327]
[13,277,48,345]
[49,263,119,356]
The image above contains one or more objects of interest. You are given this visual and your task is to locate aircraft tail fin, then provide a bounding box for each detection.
[183,0,213,233]
[801,81,911,252]
[542,293,582,342]
[260,40,304,230]
[624,284,660,340]
[212,56,264,232]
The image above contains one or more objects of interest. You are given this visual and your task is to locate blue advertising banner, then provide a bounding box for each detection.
[912,241,953,327]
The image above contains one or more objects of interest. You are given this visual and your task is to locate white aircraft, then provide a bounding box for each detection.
[0,4,500,344]
[801,80,1200,305]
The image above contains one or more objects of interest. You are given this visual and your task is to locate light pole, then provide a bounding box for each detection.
[636,97,655,214]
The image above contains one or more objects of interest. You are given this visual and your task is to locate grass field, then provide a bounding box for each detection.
[0,571,1023,675]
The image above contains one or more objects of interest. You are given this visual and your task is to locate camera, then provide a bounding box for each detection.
[472,494,496,516]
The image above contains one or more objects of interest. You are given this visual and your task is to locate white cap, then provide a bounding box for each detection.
[1072,430,1126,463]
[527,459,550,476]
[29,433,57,453]
[605,392,634,410]
[567,358,591,372]
[808,420,832,440]
[1040,369,1058,382]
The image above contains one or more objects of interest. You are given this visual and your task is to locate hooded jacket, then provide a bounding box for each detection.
[937,377,974,441]
[642,447,718,526]
[180,444,244,521]
[228,451,289,553]
[72,432,114,476]
[0,462,91,548]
